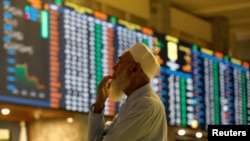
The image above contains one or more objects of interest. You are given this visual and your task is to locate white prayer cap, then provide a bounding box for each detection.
[127,42,160,79]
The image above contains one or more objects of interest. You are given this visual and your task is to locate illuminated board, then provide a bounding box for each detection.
[0,0,50,107]
[0,0,156,116]
[155,35,194,128]
[0,0,249,130]
[191,46,250,129]
[156,35,250,129]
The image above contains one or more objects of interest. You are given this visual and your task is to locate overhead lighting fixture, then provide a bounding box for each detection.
[1,108,10,115]
[67,117,74,123]
[177,129,186,136]
[195,131,203,138]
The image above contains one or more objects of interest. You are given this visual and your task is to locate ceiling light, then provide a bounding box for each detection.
[195,132,203,138]
[67,117,74,123]
[1,108,10,115]
[177,129,186,136]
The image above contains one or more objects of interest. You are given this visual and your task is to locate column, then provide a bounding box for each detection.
[19,121,27,141]
[211,17,229,54]
[149,0,171,35]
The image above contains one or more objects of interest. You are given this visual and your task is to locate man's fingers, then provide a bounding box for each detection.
[102,75,112,88]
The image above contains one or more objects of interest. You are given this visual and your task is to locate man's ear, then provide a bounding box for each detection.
[128,63,137,73]
[132,63,141,72]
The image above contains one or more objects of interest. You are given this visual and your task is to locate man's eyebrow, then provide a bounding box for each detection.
[118,56,122,60]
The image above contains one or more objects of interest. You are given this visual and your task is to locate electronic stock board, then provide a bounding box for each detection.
[0,0,249,130]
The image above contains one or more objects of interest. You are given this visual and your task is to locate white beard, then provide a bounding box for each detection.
[108,69,130,102]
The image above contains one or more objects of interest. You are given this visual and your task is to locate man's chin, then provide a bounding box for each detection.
[108,73,129,102]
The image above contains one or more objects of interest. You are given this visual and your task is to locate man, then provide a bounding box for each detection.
[88,42,167,141]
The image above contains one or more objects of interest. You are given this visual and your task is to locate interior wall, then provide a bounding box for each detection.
[94,0,150,19]
[0,120,20,141]
[28,114,89,141]
[236,40,250,60]
[170,7,212,47]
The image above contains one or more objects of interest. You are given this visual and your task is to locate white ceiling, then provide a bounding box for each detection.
[170,0,250,41]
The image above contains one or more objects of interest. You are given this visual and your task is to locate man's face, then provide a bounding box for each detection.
[108,67,130,101]
[108,52,134,101]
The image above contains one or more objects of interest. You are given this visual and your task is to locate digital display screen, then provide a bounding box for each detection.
[0,0,249,130]
[156,35,250,129]
[0,0,50,106]
[0,0,156,116]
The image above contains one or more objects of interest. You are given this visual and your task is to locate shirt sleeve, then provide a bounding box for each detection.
[87,104,105,141]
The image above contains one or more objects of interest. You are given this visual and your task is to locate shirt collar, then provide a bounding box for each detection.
[125,83,152,104]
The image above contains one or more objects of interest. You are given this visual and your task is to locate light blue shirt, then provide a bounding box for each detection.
[88,83,168,141]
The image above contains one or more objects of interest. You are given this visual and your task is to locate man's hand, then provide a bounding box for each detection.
[94,75,112,113]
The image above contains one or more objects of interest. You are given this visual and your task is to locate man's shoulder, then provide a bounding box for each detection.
[130,94,163,110]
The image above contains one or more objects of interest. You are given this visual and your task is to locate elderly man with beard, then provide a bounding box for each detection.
[88,42,167,141]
